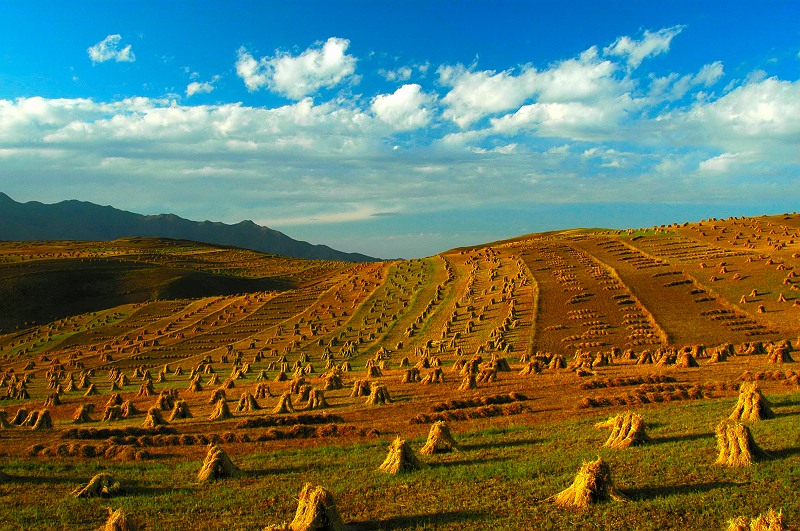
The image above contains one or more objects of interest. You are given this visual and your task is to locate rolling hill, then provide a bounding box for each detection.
[0,192,378,262]
[1,212,799,530]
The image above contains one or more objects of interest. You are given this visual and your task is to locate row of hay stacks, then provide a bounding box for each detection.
[544,379,786,529]
[30,379,792,530]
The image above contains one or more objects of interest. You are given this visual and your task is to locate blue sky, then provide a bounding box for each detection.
[1,1,799,258]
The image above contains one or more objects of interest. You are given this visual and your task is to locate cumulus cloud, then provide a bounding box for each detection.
[687,77,800,140]
[604,26,684,68]
[698,152,740,173]
[649,61,725,101]
[5,26,800,259]
[371,84,435,130]
[235,37,357,99]
[438,47,624,130]
[380,66,413,82]
[438,65,536,128]
[186,76,220,97]
[87,34,135,64]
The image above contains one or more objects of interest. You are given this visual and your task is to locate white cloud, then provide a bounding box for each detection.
[438,47,624,130]
[694,61,724,86]
[380,66,413,82]
[686,77,800,143]
[186,76,219,97]
[235,48,271,91]
[371,84,435,130]
[87,34,135,64]
[649,61,724,101]
[235,37,357,99]
[438,64,537,128]
[698,152,739,173]
[604,26,685,68]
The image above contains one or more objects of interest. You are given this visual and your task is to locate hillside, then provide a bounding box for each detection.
[0,213,799,530]
[0,192,378,262]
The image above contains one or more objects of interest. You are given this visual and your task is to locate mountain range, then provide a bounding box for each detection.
[0,192,377,262]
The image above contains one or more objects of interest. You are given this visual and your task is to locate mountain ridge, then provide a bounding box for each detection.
[0,192,378,262]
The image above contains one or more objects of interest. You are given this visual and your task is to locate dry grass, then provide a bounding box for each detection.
[546,457,627,508]
[594,411,651,449]
[197,445,240,482]
[715,420,769,467]
[379,437,424,474]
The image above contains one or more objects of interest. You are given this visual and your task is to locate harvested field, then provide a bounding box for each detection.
[1,216,800,529]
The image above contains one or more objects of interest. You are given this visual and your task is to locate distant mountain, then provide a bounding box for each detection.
[0,192,378,262]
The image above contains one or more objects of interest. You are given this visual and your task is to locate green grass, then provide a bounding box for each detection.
[2,393,798,530]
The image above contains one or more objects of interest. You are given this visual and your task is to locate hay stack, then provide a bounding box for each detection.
[21,410,39,427]
[169,400,192,421]
[420,368,445,384]
[305,389,329,410]
[401,368,421,383]
[197,445,240,482]
[548,355,566,370]
[138,380,154,397]
[379,437,423,474]
[121,401,140,417]
[73,404,95,423]
[141,407,167,428]
[72,473,122,498]
[546,457,626,507]
[266,483,347,531]
[730,382,774,422]
[767,347,794,364]
[519,361,543,375]
[458,372,478,391]
[102,508,138,531]
[0,410,11,429]
[594,412,650,449]
[236,392,261,412]
[255,382,274,399]
[709,349,727,363]
[365,383,391,406]
[273,391,295,414]
[208,388,227,405]
[349,380,371,398]
[675,351,699,368]
[31,409,53,430]
[103,405,123,422]
[43,392,61,407]
[11,408,28,426]
[715,420,768,467]
[290,377,306,395]
[105,393,123,408]
[420,421,460,455]
[210,399,234,420]
[323,372,344,390]
[297,385,313,403]
[727,509,786,531]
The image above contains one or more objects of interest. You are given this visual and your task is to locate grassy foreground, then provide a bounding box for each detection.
[1,392,798,530]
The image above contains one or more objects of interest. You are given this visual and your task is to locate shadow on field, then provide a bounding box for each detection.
[461,438,541,451]
[348,509,487,530]
[127,483,195,497]
[247,465,324,477]
[651,432,714,444]
[428,456,508,469]
[770,446,800,459]
[774,410,800,419]
[625,480,746,501]
[3,473,79,485]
